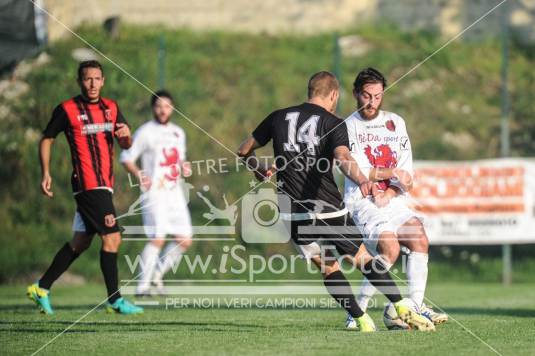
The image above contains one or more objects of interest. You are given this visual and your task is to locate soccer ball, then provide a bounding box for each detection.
[383,301,411,330]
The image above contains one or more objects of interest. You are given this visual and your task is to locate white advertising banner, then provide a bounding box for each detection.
[411,159,535,245]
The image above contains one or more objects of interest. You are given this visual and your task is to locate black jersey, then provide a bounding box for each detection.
[252,102,349,214]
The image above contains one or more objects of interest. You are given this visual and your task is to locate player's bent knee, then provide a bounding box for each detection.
[378,233,400,265]
[322,263,341,277]
[352,244,373,269]
[174,235,193,250]
[416,233,429,252]
[400,218,429,253]
[151,238,166,248]
[101,232,122,252]
[312,256,340,277]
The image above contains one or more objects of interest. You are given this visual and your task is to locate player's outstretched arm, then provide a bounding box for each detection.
[334,145,373,196]
[39,137,55,198]
[122,160,151,191]
[237,136,275,182]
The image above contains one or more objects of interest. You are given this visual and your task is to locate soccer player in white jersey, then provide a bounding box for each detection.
[121,90,193,296]
[344,68,447,326]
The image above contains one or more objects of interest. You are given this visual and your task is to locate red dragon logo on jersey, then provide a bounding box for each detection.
[364,145,398,191]
[364,144,397,191]
[364,144,398,168]
[160,147,181,181]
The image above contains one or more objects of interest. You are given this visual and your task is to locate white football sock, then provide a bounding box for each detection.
[407,252,428,308]
[137,243,161,293]
[154,242,184,279]
[356,278,377,312]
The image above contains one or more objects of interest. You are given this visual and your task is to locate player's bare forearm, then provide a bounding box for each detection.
[39,137,55,197]
[237,136,274,181]
[370,167,413,192]
[123,160,151,190]
[39,137,54,176]
[115,123,132,149]
[334,146,372,196]
[122,160,141,178]
[369,167,394,181]
[237,136,260,159]
[391,168,413,192]
[237,138,260,170]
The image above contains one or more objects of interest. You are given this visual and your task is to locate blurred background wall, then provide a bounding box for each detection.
[44,0,535,43]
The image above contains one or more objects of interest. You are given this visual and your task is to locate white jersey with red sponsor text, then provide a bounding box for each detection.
[121,119,187,190]
[120,119,192,238]
[343,110,413,207]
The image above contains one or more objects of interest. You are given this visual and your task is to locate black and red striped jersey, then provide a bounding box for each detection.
[43,95,128,193]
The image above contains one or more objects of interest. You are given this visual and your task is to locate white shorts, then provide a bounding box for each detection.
[141,189,193,239]
[348,195,423,255]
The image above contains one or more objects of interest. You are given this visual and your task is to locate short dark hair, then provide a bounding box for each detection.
[307,71,339,99]
[151,90,174,107]
[353,67,387,93]
[78,60,104,80]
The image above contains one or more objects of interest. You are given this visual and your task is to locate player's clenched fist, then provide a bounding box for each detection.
[115,123,130,138]
[254,163,276,182]
[115,123,132,149]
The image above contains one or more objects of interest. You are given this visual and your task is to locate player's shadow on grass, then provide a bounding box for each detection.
[0,328,98,334]
[0,304,100,311]
[446,307,535,318]
[0,320,262,332]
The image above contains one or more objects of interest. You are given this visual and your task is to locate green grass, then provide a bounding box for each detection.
[1,283,534,355]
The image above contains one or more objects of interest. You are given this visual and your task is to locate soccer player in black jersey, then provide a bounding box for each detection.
[237,71,435,331]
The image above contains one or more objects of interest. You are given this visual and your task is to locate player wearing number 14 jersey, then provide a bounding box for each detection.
[237,71,435,332]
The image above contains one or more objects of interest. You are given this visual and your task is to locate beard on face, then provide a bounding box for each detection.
[357,97,382,120]
[155,113,171,124]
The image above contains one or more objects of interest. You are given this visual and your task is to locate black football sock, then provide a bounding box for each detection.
[362,258,402,304]
[39,243,80,290]
[324,270,364,318]
[100,250,121,304]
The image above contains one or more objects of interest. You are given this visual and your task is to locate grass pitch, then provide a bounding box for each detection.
[1,283,534,355]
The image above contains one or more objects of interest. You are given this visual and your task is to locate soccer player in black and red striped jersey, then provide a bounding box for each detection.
[26,60,143,315]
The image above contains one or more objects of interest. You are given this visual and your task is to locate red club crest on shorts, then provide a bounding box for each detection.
[104,214,116,227]
[385,119,396,132]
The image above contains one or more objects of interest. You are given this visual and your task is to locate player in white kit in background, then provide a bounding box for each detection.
[344,68,448,326]
[121,90,193,296]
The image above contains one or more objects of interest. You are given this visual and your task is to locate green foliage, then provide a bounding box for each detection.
[1,24,534,282]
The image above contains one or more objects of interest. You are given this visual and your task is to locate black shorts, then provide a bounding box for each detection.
[74,189,120,235]
[291,213,362,257]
